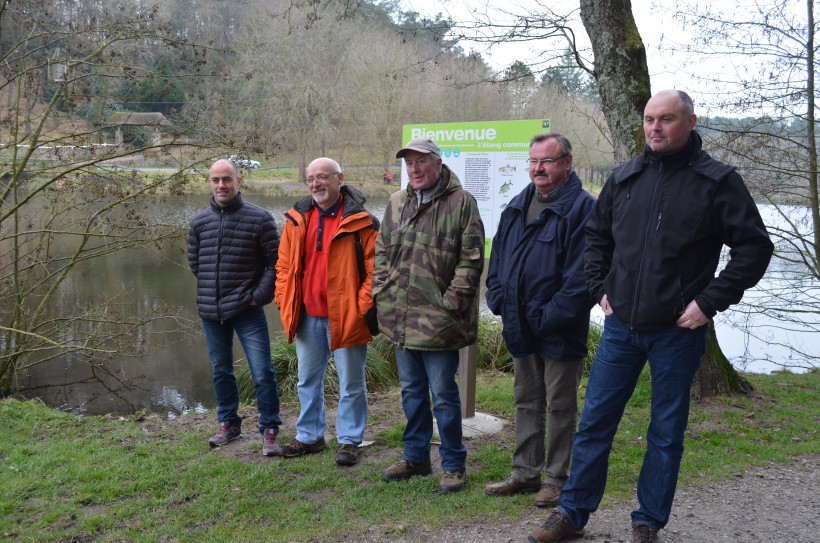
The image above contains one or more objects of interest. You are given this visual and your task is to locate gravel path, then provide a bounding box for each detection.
[362,454,818,543]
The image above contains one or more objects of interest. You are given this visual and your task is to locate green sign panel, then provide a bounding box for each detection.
[401,119,552,255]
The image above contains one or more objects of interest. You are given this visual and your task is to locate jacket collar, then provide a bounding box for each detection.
[508,172,583,219]
[210,192,244,213]
[292,184,369,219]
[405,164,462,201]
[612,130,735,184]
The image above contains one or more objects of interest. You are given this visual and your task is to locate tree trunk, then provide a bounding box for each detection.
[690,322,753,401]
[579,0,651,162]
[580,0,752,400]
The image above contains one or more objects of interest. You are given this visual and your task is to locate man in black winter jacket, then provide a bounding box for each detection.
[188,159,283,455]
[529,91,774,543]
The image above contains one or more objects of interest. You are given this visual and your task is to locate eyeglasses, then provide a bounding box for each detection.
[304,172,339,185]
[527,154,568,167]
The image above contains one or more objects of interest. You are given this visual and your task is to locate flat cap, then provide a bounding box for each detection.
[396,137,441,159]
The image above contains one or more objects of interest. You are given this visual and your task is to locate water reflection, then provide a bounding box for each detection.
[714,204,819,374]
[19,194,304,417]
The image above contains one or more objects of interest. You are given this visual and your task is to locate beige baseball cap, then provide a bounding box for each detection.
[396,137,441,159]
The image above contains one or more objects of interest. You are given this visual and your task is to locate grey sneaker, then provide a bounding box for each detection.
[279,437,326,458]
[528,509,585,543]
[632,524,659,543]
[439,470,467,493]
[261,428,282,457]
[382,459,433,482]
[335,443,359,466]
[209,421,241,447]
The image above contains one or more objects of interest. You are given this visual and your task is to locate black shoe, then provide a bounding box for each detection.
[382,459,433,481]
[335,443,359,466]
[279,437,326,458]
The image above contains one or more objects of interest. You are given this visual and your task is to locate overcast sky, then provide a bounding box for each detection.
[398,0,739,113]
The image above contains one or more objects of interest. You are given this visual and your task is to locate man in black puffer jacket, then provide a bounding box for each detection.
[529,91,774,543]
[188,159,282,456]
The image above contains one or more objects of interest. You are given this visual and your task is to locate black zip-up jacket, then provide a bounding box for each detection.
[585,131,773,330]
[188,192,280,322]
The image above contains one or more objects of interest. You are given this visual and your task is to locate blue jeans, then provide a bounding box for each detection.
[201,306,282,434]
[559,315,707,531]
[395,348,466,472]
[294,314,368,445]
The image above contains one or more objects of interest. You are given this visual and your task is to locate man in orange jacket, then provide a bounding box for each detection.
[274,157,379,466]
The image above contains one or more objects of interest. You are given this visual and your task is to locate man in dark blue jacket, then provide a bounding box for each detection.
[529,91,774,543]
[188,159,283,455]
[485,133,595,508]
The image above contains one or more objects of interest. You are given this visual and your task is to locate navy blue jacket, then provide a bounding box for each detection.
[188,192,280,322]
[486,173,596,359]
[585,131,773,330]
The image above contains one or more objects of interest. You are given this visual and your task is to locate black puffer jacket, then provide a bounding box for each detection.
[585,131,773,330]
[188,192,280,322]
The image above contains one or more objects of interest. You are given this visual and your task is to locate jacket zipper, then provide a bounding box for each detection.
[630,163,664,329]
[217,208,225,323]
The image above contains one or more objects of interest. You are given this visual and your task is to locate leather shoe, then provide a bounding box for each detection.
[439,470,467,493]
[528,509,584,543]
[535,483,561,508]
[485,475,541,496]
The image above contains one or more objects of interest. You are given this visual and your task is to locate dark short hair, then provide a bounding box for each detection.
[530,133,572,155]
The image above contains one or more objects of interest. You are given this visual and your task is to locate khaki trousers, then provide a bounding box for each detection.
[511,353,582,486]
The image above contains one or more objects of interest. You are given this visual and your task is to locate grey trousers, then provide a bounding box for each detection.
[511,352,583,486]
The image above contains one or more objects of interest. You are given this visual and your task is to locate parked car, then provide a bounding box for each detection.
[227,155,261,169]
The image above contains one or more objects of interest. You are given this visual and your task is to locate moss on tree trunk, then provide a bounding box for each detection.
[691,322,753,401]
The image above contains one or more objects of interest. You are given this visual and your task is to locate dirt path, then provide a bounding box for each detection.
[358,454,818,543]
[193,388,817,543]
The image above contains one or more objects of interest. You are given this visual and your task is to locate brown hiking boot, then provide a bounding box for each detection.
[335,443,359,466]
[439,470,467,493]
[632,524,659,543]
[261,428,282,457]
[485,475,541,496]
[209,421,241,447]
[535,482,561,508]
[528,509,584,543]
[382,459,433,482]
[279,437,326,458]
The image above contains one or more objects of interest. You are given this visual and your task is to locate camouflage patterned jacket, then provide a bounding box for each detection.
[373,164,485,351]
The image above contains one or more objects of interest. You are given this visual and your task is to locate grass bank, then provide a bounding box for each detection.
[1,369,817,543]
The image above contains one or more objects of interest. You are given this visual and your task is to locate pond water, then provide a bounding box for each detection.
[17,198,817,416]
[18,194,300,418]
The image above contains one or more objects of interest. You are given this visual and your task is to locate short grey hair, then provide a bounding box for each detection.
[530,133,573,155]
[675,91,695,116]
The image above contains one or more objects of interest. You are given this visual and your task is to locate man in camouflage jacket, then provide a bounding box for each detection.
[373,137,485,494]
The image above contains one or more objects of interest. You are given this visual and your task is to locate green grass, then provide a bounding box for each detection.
[2,369,818,542]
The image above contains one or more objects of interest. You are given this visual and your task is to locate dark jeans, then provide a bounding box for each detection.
[395,348,466,472]
[559,315,707,530]
[201,306,282,434]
